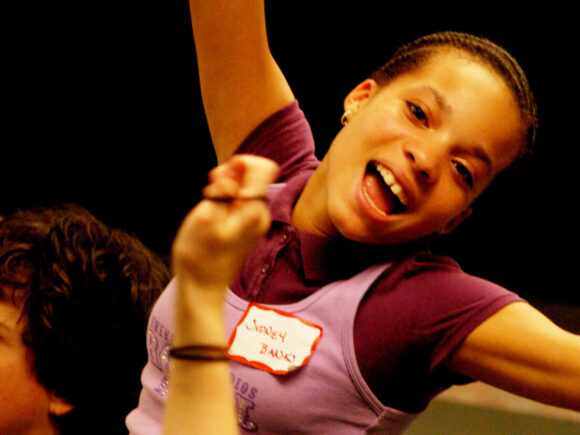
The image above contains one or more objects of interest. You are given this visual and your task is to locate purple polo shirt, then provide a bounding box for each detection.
[126,101,526,434]
[231,101,525,412]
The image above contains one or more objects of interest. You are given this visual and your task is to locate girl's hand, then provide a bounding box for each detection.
[172,155,278,290]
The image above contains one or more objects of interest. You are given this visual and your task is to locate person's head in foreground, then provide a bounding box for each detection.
[0,204,169,434]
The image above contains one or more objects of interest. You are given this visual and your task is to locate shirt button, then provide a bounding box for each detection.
[280,228,292,244]
[261,263,271,274]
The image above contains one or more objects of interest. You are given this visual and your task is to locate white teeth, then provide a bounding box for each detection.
[391,184,403,196]
[374,162,408,206]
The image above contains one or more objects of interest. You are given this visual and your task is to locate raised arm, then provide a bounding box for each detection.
[163,155,278,434]
[448,302,580,411]
[190,0,295,163]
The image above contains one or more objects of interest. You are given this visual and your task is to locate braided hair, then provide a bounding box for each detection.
[371,31,538,161]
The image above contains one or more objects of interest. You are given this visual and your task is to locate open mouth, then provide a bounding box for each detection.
[362,162,408,215]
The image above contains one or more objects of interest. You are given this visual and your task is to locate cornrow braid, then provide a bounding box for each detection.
[371,31,538,161]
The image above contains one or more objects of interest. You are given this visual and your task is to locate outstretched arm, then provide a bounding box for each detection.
[448,302,580,411]
[190,0,294,163]
[163,155,279,434]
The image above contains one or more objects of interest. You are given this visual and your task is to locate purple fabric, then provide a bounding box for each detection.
[232,101,526,412]
[224,264,419,434]
[233,100,320,182]
[126,101,526,433]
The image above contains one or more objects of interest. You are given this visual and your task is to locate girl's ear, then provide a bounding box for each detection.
[49,394,74,417]
[343,78,379,117]
[439,208,473,235]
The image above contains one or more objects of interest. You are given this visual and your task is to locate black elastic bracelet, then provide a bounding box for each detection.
[203,194,269,203]
[169,345,229,361]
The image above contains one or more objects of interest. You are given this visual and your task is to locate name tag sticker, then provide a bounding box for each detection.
[226,303,322,375]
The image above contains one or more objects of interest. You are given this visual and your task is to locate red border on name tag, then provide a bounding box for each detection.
[226,303,323,375]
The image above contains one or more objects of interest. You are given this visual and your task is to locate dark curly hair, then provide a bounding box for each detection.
[0,204,170,434]
[371,31,538,162]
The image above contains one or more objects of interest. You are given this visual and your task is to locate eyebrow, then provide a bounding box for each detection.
[0,319,11,334]
[422,85,451,113]
[421,85,494,174]
[472,146,493,172]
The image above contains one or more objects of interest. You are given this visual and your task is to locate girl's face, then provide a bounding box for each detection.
[314,51,523,245]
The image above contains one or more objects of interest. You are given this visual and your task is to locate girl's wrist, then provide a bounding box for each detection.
[173,277,228,345]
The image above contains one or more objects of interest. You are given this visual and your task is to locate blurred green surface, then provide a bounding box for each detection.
[406,401,580,435]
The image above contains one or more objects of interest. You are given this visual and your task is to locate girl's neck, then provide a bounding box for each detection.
[291,162,335,238]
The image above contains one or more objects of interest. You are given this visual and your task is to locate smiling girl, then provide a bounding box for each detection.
[127,2,579,433]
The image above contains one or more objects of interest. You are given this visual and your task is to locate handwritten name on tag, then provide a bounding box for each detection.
[226,304,322,375]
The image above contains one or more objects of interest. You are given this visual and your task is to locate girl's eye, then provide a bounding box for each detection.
[407,102,428,127]
[453,161,474,187]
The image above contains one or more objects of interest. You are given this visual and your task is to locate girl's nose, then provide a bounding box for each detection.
[403,143,440,185]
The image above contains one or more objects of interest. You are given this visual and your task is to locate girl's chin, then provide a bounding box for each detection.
[356,185,397,224]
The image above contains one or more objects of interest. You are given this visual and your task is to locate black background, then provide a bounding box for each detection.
[5,2,579,306]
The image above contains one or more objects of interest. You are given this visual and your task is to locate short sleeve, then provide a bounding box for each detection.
[354,254,526,410]
[234,100,319,182]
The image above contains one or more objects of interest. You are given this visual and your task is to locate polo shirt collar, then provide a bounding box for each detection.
[269,173,430,283]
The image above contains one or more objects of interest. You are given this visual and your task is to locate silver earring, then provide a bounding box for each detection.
[340,110,352,126]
